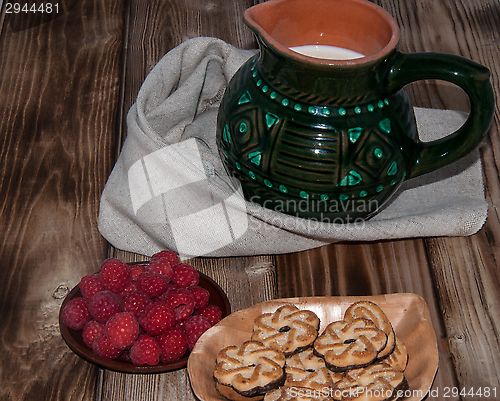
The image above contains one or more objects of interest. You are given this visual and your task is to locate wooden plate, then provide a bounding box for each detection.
[187,293,439,401]
[59,268,231,374]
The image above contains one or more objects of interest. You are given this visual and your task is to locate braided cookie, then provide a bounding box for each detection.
[251,305,320,356]
[344,301,395,360]
[313,318,387,371]
[331,363,407,401]
[384,337,408,372]
[216,382,265,401]
[264,387,333,401]
[214,341,286,398]
[285,348,334,391]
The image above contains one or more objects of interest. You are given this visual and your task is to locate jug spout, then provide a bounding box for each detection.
[244,0,400,104]
[244,0,399,63]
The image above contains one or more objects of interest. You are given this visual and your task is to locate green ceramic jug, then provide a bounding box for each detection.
[216,0,494,223]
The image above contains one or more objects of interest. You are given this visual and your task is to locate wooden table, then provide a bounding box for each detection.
[0,0,499,400]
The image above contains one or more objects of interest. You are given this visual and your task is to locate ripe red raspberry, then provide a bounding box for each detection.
[104,312,140,350]
[155,284,178,302]
[183,315,212,350]
[99,258,132,293]
[61,297,91,330]
[88,290,122,323]
[79,274,104,299]
[119,281,140,296]
[151,250,179,266]
[156,327,188,362]
[92,334,122,359]
[138,301,176,336]
[188,286,210,310]
[129,335,161,366]
[164,289,195,323]
[122,291,152,319]
[173,321,186,332]
[130,264,145,281]
[172,263,199,288]
[136,272,169,298]
[196,305,223,325]
[82,320,104,347]
[146,258,174,282]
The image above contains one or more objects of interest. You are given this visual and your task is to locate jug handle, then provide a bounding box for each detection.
[385,51,495,179]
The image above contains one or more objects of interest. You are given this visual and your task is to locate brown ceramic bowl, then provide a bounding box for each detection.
[59,265,231,374]
[188,294,438,401]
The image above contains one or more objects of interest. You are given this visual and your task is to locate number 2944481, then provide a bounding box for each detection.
[6,3,60,13]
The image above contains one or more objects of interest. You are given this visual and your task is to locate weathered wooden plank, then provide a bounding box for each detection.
[278,0,500,399]
[97,1,276,400]
[99,0,500,400]
[118,0,259,146]
[0,1,125,400]
[98,253,276,401]
[277,240,460,400]
[384,0,500,395]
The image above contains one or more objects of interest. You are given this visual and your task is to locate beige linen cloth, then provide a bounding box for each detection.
[98,37,488,257]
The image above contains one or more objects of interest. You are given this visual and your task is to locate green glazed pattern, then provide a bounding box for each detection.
[218,56,416,222]
[217,1,494,223]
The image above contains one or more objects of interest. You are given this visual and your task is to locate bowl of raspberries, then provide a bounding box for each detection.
[59,250,230,373]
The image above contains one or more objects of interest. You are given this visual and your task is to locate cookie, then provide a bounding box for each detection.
[384,337,408,372]
[214,340,286,398]
[331,363,408,401]
[251,305,320,356]
[285,348,334,391]
[344,301,395,360]
[216,382,265,401]
[264,387,333,401]
[313,318,387,371]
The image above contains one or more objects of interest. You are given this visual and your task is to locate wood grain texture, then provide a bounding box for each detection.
[97,1,276,400]
[0,1,125,400]
[3,0,500,400]
[384,0,500,395]
[277,241,460,400]
[278,0,500,399]
[98,252,277,401]
[118,0,259,147]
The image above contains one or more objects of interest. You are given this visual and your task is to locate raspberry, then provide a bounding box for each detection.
[183,315,212,350]
[137,272,169,298]
[122,291,152,319]
[61,297,91,330]
[129,335,161,366]
[82,320,104,347]
[138,301,176,336]
[188,286,210,310]
[79,274,104,300]
[172,263,199,288]
[119,281,140,296]
[88,290,122,323]
[156,327,188,362]
[99,258,132,293]
[164,289,195,323]
[151,250,179,266]
[130,264,145,281]
[155,284,178,302]
[92,334,122,359]
[104,312,140,350]
[146,258,174,282]
[173,321,186,332]
[196,305,223,325]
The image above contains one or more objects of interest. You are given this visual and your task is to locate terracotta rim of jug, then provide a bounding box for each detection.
[244,0,400,66]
